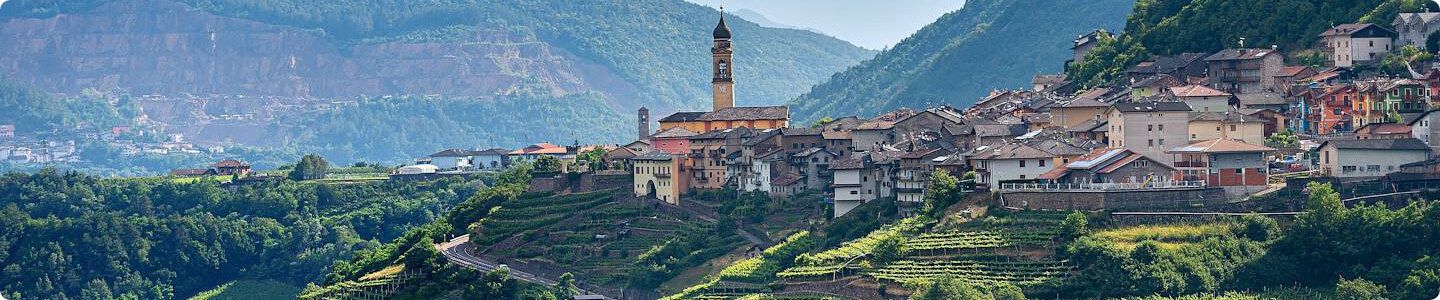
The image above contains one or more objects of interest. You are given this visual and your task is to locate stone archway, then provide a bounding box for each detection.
[646,180,658,199]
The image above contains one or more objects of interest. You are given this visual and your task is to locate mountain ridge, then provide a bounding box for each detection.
[787,0,1135,122]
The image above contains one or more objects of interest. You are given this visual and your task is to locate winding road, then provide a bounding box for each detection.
[438,235,615,299]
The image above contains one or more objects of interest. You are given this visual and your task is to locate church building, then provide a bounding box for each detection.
[656,13,790,133]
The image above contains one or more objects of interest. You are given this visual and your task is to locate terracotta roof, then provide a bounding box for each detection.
[1132,74,1183,88]
[1189,111,1268,123]
[1354,123,1413,135]
[1032,74,1067,85]
[697,106,789,121]
[475,148,510,155]
[781,127,822,136]
[430,149,478,157]
[1204,48,1280,61]
[1317,138,1430,151]
[651,127,698,139]
[822,130,852,140]
[1318,23,1394,38]
[1276,66,1311,77]
[772,173,802,186]
[830,158,866,170]
[208,159,249,168]
[968,143,1055,160]
[659,112,706,122]
[1066,119,1108,132]
[1125,53,1206,74]
[1112,101,1192,113]
[633,151,675,161]
[1236,92,1286,106]
[1171,85,1230,97]
[1168,138,1275,153]
[1096,154,1146,173]
[607,147,638,159]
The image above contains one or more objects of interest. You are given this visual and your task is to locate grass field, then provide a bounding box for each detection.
[187,279,300,300]
[1092,223,1234,250]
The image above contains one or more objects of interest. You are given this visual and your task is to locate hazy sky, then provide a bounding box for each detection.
[685,0,967,49]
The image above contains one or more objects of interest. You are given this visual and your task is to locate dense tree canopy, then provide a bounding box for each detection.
[0,168,483,299]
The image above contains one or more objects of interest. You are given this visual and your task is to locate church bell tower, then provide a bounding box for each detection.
[711,12,735,111]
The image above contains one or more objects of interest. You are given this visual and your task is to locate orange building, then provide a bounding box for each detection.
[1317,85,1356,134]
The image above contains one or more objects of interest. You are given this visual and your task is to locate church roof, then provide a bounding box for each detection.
[714,15,732,39]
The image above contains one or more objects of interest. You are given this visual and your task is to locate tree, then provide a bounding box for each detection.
[1335,278,1388,300]
[1295,51,1326,68]
[288,154,329,180]
[812,117,835,128]
[1427,31,1440,54]
[990,282,1026,300]
[909,277,989,300]
[576,148,608,172]
[532,156,563,174]
[1235,214,1279,242]
[1058,211,1089,244]
[923,169,961,217]
[870,234,907,265]
[553,272,579,298]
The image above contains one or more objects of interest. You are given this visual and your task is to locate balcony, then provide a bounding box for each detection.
[997,180,1207,192]
[895,187,925,194]
[1173,161,1208,168]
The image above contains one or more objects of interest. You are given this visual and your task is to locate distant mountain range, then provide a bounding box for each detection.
[730,9,831,37]
[787,0,1135,122]
[0,0,874,162]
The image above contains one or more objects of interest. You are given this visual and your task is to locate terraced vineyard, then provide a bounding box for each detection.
[475,190,616,244]
[777,210,1074,289]
[867,259,1070,286]
[904,230,1057,253]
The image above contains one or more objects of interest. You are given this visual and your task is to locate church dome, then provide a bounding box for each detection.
[713,15,731,39]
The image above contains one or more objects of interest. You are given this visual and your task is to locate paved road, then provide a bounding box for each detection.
[438,235,615,299]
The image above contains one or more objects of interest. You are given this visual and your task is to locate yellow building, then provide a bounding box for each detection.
[633,151,686,205]
[1187,111,1267,145]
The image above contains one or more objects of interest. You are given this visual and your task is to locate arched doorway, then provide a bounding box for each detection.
[646,180,658,199]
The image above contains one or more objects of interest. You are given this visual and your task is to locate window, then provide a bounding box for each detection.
[1148,139,1154,147]
[1159,124,1165,131]
[1159,139,1165,146]
[1019,175,1026,179]
[1039,159,1046,167]
[1019,160,1026,167]
[1235,168,1243,174]
[1367,165,1381,172]
[850,190,858,195]
[1148,124,1154,131]
[1230,125,1237,131]
[1136,160,1149,168]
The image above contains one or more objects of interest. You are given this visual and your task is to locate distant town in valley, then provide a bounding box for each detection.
[6,1,1440,300]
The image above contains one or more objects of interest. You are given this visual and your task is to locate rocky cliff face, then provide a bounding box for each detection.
[0,0,638,106]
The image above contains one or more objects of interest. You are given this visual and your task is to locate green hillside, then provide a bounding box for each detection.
[0,0,874,110]
[786,0,1135,123]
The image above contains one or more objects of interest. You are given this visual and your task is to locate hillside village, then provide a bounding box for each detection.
[376,12,1440,221]
[13,2,1440,300]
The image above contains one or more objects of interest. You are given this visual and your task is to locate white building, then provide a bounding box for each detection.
[472,148,510,170]
[1319,23,1395,67]
[1316,138,1431,179]
[967,143,1058,188]
[1395,13,1440,50]
[428,149,475,170]
[830,158,873,218]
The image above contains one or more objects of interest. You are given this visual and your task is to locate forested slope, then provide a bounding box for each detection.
[787,0,1135,122]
